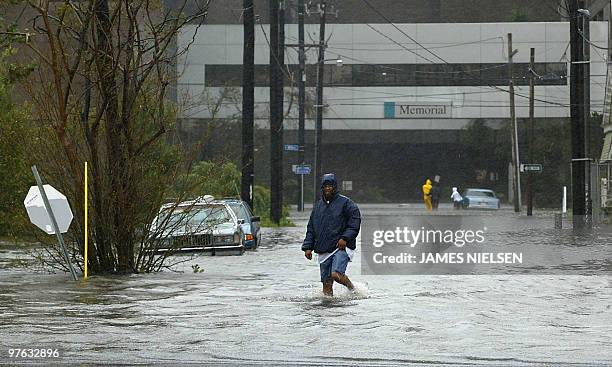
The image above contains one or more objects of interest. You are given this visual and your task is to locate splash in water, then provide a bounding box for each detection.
[303,281,370,302]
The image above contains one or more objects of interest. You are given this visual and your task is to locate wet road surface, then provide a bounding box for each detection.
[0,204,611,365]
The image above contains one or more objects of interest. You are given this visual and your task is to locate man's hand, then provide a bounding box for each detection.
[304,249,313,260]
[337,238,347,251]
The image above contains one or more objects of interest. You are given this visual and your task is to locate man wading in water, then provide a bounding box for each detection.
[302,173,361,296]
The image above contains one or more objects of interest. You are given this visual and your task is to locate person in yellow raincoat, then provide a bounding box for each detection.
[422,179,433,211]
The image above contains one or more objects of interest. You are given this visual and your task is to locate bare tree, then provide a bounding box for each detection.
[15,0,211,273]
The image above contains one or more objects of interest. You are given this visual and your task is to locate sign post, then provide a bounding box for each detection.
[292,164,311,209]
[84,162,88,279]
[285,144,303,209]
[25,166,78,281]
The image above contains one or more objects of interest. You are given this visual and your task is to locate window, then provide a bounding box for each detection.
[204,65,242,86]
[202,63,567,87]
[228,203,249,220]
[479,63,507,85]
[162,205,232,230]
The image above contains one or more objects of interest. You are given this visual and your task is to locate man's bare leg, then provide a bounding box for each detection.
[331,271,354,290]
[322,279,333,296]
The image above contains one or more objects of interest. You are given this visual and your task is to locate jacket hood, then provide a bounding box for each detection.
[320,173,339,197]
[452,187,458,193]
[425,179,432,185]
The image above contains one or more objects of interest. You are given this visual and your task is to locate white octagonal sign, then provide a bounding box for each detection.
[24,185,73,234]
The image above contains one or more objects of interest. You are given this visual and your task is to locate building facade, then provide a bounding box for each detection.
[175,4,608,202]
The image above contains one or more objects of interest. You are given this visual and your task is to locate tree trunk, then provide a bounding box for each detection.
[95,0,133,272]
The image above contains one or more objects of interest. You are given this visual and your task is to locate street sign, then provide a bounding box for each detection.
[293,164,311,175]
[24,184,73,234]
[284,144,300,152]
[520,164,543,173]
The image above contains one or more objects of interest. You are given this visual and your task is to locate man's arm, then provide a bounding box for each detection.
[302,207,316,252]
[340,200,361,243]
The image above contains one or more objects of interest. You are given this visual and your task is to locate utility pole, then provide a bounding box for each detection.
[508,33,521,213]
[313,0,326,203]
[270,0,284,224]
[569,0,587,229]
[582,6,592,226]
[279,0,285,217]
[527,47,535,216]
[241,0,255,209]
[297,0,306,211]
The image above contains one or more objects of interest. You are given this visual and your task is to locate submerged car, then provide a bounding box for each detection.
[220,198,261,249]
[151,196,247,255]
[463,188,500,210]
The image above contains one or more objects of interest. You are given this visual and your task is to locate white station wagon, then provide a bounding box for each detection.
[151,196,245,255]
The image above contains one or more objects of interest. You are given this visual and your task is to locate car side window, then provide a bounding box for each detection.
[243,203,254,217]
[229,203,249,220]
[206,206,232,224]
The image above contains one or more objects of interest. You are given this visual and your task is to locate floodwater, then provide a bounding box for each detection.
[1,204,611,366]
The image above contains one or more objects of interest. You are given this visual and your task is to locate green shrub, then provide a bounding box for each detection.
[179,161,294,226]
[187,161,241,198]
[0,47,32,237]
[253,185,294,227]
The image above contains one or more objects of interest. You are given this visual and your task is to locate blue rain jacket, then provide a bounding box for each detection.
[302,174,361,254]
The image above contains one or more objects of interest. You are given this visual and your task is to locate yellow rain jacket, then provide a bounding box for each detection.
[422,179,433,211]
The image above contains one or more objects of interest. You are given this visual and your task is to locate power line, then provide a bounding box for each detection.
[358,0,571,108]
[579,30,610,50]
[359,0,454,64]
[364,24,439,64]
[311,48,514,75]
[556,2,573,19]
[324,37,506,52]
[257,21,293,80]
[326,105,359,129]
[287,33,507,74]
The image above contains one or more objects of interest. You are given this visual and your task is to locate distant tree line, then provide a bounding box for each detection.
[459,115,604,208]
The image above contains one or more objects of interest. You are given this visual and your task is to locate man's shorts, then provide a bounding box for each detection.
[320,250,350,282]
